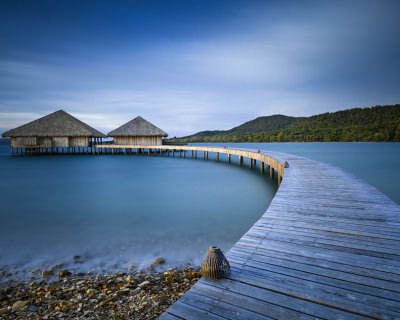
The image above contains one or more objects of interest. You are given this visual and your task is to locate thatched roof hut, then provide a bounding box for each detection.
[2,110,105,148]
[107,116,167,145]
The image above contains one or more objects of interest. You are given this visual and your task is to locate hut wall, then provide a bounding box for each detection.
[69,137,89,147]
[37,137,53,147]
[11,137,37,147]
[52,137,69,148]
[114,136,162,145]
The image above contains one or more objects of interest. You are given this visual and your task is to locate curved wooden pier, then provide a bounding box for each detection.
[154,148,400,320]
[94,145,400,319]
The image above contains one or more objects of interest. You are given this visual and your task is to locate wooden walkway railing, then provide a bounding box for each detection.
[154,148,400,320]
[94,145,287,185]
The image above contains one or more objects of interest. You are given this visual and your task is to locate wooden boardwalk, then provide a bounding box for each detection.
[158,149,400,320]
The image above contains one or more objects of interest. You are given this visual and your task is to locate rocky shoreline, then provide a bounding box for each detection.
[0,263,201,319]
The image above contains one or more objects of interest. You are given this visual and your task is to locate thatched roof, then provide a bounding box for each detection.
[2,110,106,138]
[107,116,167,137]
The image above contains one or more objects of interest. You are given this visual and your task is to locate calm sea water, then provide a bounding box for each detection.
[0,142,399,281]
[0,143,277,279]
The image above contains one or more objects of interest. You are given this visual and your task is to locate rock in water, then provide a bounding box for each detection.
[73,255,84,264]
[58,270,72,278]
[41,270,54,277]
[153,258,166,265]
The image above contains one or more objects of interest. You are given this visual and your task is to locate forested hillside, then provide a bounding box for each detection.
[167,105,400,142]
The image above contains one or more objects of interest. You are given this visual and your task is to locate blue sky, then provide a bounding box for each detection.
[1,0,399,137]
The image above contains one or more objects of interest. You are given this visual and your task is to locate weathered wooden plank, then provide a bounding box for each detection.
[165,301,229,320]
[236,237,400,275]
[256,218,400,241]
[227,256,400,305]
[180,290,274,320]
[250,224,400,249]
[196,278,368,320]
[245,229,400,260]
[228,246,400,292]
[186,282,315,320]
[158,312,184,320]
[224,267,400,319]
[233,241,400,284]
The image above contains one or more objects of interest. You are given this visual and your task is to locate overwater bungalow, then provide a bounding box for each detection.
[107,116,167,145]
[2,110,106,154]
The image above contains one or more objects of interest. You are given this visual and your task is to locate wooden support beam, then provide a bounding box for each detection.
[216,152,219,161]
[270,165,274,178]
[250,158,253,169]
[239,155,243,166]
[228,154,231,163]
[261,162,264,173]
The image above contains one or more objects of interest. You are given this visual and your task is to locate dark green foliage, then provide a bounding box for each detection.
[167,105,400,143]
[227,114,299,134]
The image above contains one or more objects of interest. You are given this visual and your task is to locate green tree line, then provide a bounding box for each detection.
[167,105,400,143]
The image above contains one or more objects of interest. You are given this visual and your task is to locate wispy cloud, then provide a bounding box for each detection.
[0,1,399,136]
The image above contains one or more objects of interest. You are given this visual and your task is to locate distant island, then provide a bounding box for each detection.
[167,105,400,143]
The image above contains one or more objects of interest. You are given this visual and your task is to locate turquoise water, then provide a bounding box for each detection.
[0,142,399,281]
[0,143,277,279]
[199,142,400,205]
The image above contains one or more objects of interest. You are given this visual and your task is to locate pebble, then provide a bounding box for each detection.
[0,266,201,319]
[27,305,39,312]
[138,280,150,288]
[0,307,8,314]
[12,300,29,311]
[86,288,96,298]
[117,288,130,296]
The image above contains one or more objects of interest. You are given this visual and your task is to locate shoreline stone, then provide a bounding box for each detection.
[0,266,201,319]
